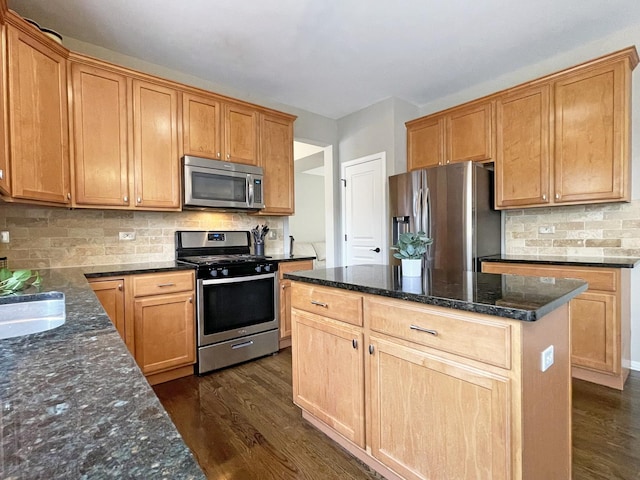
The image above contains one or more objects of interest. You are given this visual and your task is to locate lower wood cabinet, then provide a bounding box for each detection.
[278,259,314,348]
[481,262,630,390]
[88,270,196,385]
[291,281,572,480]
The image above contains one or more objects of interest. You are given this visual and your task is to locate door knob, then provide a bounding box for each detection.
[370,247,381,253]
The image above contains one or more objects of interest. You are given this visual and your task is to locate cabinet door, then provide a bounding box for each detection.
[369,336,510,480]
[259,113,294,215]
[446,102,493,163]
[554,61,629,203]
[71,63,130,206]
[133,291,195,375]
[279,260,314,341]
[182,92,222,159]
[132,79,180,209]
[571,291,618,374]
[0,24,9,196]
[223,102,258,165]
[89,279,126,340]
[407,116,444,170]
[495,84,551,208]
[7,24,70,204]
[291,309,365,447]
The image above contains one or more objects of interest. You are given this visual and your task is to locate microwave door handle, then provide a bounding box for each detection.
[247,175,254,207]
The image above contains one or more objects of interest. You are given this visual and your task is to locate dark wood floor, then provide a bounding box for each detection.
[154,349,640,480]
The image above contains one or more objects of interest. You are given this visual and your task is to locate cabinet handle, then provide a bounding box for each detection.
[352,339,358,349]
[123,196,128,203]
[542,194,547,201]
[369,345,374,355]
[410,325,438,336]
[118,284,123,291]
[310,300,328,308]
[67,192,71,200]
[0,169,3,180]
[189,297,193,303]
[217,152,221,158]
[555,193,560,200]
[137,197,142,204]
[226,153,230,159]
[157,282,176,287]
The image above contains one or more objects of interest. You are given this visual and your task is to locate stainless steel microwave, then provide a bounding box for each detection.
[182,156,265,210]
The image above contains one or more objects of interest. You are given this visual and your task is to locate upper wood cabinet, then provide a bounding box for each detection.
[224,102,259,165]
[6,22,70,205]
[495,84,551,207]
[182,92,222,159]
[257,113,295,215]
[70,62,130,207]
[132,79,181,209]
[406,101,493,170]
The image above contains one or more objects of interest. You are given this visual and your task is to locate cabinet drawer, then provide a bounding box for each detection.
[366,296,511,369]
[291,282,363,326]
[482,262,617,292]
[133,271,194,297]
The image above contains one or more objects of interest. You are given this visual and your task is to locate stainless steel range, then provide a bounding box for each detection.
[175,230,279,374]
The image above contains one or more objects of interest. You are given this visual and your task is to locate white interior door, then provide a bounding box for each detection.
[342,153,387,266]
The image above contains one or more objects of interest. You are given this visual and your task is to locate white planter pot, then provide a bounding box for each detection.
[401,258,422,277]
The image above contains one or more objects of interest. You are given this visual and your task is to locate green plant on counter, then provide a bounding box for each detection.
[391,231,433,260]
[0,268,41,295]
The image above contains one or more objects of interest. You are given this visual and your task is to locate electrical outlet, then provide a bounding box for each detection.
[118,231,136,241]
[541,345,554,372]
[538,225,555,234]
[539,277,556,284]
[268,230,277,240]
[0,231,9,243]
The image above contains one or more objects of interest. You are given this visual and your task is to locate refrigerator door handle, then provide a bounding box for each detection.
[423,186,431,238]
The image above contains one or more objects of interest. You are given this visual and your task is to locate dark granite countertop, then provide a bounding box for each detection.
[0,265,205,479]
[285,265,588,322]
[82,260,195,278]
[481,254,640,268]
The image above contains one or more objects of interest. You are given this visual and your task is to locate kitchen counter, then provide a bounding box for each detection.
[0,263,205,479]
[284,264,588,321]
[481,253,640,268]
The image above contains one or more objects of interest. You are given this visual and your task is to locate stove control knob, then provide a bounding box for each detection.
[209,269,218,278]
[264,264,272,272]
[221,268,229,276]
[255,265,262,273]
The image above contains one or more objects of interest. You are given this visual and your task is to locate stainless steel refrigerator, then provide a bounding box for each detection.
[389,161,501,272]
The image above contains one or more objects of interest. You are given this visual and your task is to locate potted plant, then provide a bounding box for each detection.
[391,231,432,277]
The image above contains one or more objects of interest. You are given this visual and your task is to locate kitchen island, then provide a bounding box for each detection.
[285,265,588,480]
[0,263,205,479]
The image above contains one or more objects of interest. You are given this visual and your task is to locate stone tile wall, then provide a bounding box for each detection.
[0,204,285,269]
[504,200,640,258]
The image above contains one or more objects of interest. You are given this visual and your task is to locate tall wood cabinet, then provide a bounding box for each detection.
[406,100,494,170]
[481,261,630,390]
[88,270,196,385]
[6,21,70,205]
[258,113,295,215]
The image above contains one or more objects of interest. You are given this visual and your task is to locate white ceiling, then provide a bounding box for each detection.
[8,0,640,119]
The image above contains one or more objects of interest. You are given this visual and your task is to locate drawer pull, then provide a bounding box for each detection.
[352,339,358,349]
[410,325,438,336]
[157,282,176,287]
[369,344,374,355]
[311,300,328,308]
[231,340,254,350]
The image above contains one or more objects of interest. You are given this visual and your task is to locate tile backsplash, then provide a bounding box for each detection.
[0,204,284,269]
[504,200,640,257]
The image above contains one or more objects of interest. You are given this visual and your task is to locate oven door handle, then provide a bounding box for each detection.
[200,272,276,286]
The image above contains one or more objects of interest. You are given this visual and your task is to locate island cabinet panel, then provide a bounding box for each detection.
[554,61,629,203]
[368,336,510,480]
[278,260,314,348]
[132,79,181,209]
[257,113,295,215]
[291,309,365,448]
[70,63,130,206]
[481,261,629,389]
[495,84,551,208]
[89,278,125,339]
[6,23,70,205]
[182,92,222,159]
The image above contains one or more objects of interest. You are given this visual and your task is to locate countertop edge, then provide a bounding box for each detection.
[480,255,640,269]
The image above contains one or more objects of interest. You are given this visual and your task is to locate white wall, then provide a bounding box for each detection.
[289,172,326,242]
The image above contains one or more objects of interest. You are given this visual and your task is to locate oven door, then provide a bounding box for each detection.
[197,272,278,346]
